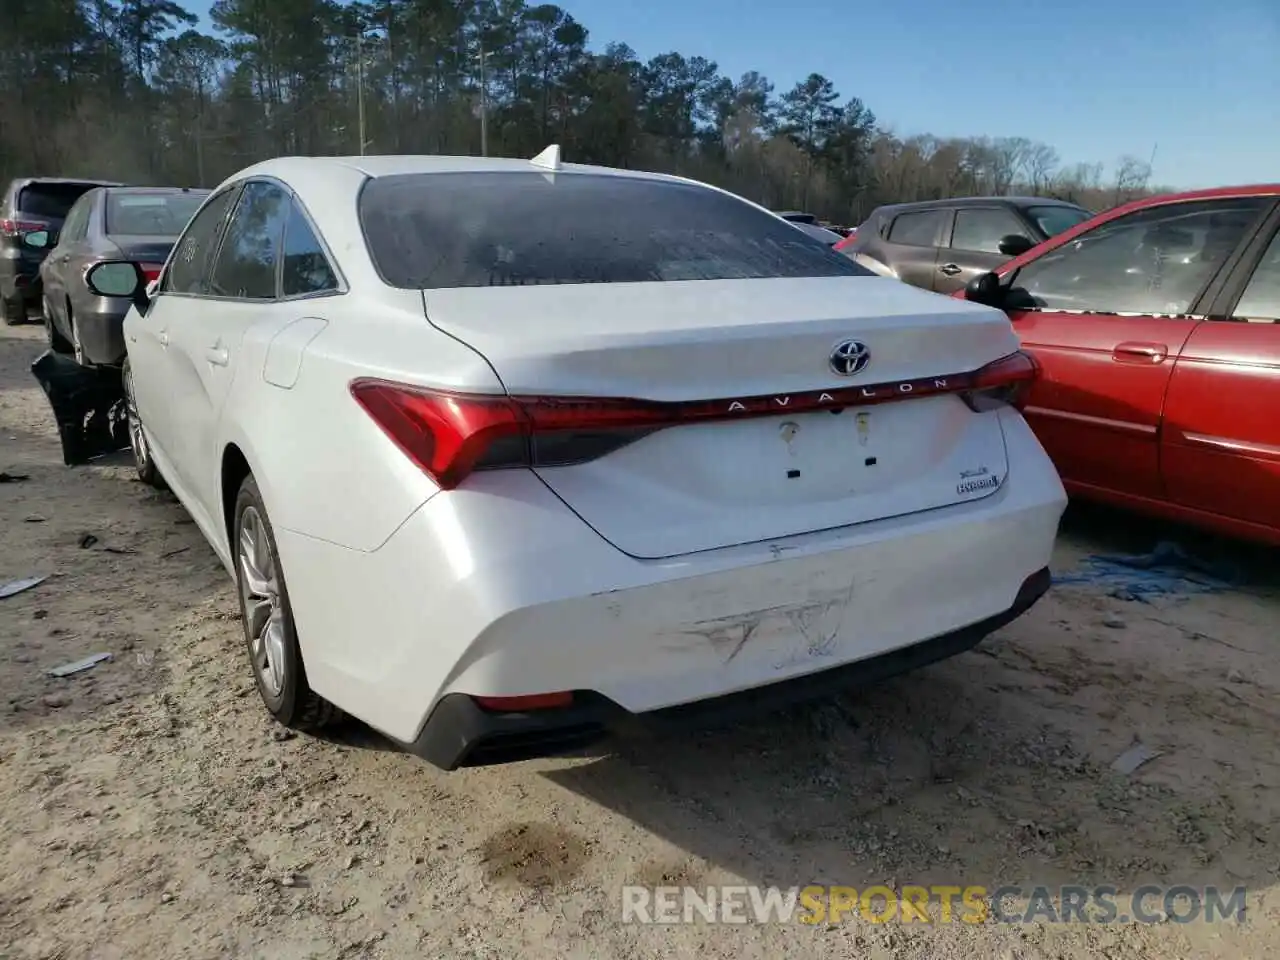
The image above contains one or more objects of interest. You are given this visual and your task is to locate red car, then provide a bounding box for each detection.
[959,184,1280,546]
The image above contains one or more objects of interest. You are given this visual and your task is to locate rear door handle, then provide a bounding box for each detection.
[205,344,229,366]
[1113,341,1168,363]
[939,263,961,276]
[59,254,70,263]
[157,330,168,346]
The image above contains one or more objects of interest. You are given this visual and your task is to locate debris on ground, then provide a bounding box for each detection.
[1054,540,1238,601]
[30,350,129,466]
[1111,741,1164,775]
[0,575,47,599]
[0,471,30,483]
[47,652,113,678]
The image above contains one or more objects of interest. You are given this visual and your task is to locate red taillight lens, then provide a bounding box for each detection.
[1,218,48,238]
[961,350,1038,412]
[352,350,1040,490]
[473,692,574,712]
[140,262,165,284]
[833,229,858,252]
[349,380,528,490]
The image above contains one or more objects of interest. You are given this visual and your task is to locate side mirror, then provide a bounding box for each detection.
[21,230,51,250]
[997,234,1034,257]
[85,261,151,313]
[964,271,1004,307]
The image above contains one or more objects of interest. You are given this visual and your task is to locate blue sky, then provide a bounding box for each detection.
[190,0,1279,188]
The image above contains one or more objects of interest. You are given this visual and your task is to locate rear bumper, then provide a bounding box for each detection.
[410,566,1052,769]
[73,304,128,365]
[277,408,1067,766]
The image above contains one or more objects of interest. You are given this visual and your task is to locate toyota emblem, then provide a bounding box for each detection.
[829,339,871,377]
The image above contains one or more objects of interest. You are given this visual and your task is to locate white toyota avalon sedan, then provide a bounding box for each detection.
[90,150,1067,769]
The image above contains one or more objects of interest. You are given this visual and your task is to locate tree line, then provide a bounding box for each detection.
[1,0,1163,225]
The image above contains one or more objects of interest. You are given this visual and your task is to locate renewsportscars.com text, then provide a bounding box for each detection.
[621,884,1247,925]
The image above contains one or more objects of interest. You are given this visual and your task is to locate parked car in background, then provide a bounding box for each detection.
[843,196,1091,294]
[790,221,845,246]
[28,186,209,365]
[1,176,122,324]
[960,183,1280,546]
[99,151,1064,769]
[776,211,853,238]
[776,210,819,225]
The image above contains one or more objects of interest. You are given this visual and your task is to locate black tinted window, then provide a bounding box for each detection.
[16,183,99,221]
[951,207,1030,254]
[281,206,338,296]
[209,182,290,300]
[164,188,240,295]
[106,192,208,237]
[887,210,944,246]
[358,172,870,289]
[1009,198,1269,316]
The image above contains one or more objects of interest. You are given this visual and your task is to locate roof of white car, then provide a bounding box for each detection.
[233,153,674,185]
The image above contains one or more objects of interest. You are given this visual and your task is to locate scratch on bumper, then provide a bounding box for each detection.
[659,576,857,667]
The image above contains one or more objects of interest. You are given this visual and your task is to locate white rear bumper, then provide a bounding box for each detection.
[277,409,1067,757]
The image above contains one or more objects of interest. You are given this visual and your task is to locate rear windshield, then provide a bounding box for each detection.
[16,182,100,221]
[106,192,208,237]
[358,171,872,289]
[1024,204,1092,238]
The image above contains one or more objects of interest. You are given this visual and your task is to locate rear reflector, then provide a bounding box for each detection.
[474,692,575,712]
[350,350,1040,490]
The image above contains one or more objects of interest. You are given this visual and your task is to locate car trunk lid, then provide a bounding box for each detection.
[422,275,1023,559]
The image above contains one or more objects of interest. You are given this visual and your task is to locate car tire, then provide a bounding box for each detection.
[43,298,72,353]
[233,474,339,732]
[122,358,165,489]
[1,296,24,326]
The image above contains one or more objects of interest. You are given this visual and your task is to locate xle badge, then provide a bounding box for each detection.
[855,412,870,446]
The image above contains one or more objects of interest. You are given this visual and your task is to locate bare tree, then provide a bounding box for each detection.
[1113,154,1153,206]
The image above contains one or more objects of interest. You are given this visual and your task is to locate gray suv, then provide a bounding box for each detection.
[842,196,1091,294]
[1,177,121,324]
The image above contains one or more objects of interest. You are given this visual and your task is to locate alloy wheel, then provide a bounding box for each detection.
[123,365,150,472]
[238,506,288,698]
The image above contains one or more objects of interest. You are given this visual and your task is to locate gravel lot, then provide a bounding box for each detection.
[1,320,1278,959]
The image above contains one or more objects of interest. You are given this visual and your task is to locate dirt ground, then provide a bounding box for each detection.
[2,320,1279,960]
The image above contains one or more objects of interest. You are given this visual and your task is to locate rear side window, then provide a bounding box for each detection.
[106,192,208,237]
[17,183,99,221]
[1232,230,1280,321]
[887,210,944,247]
[358,172,870,289]
[281,205,339,296]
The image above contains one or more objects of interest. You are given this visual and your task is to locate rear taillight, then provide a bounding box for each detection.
[960,350,1038,413]
[0,218,47,238]
[139,262,165,284]
[833,229,858,252]
[350,350,1040,490]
